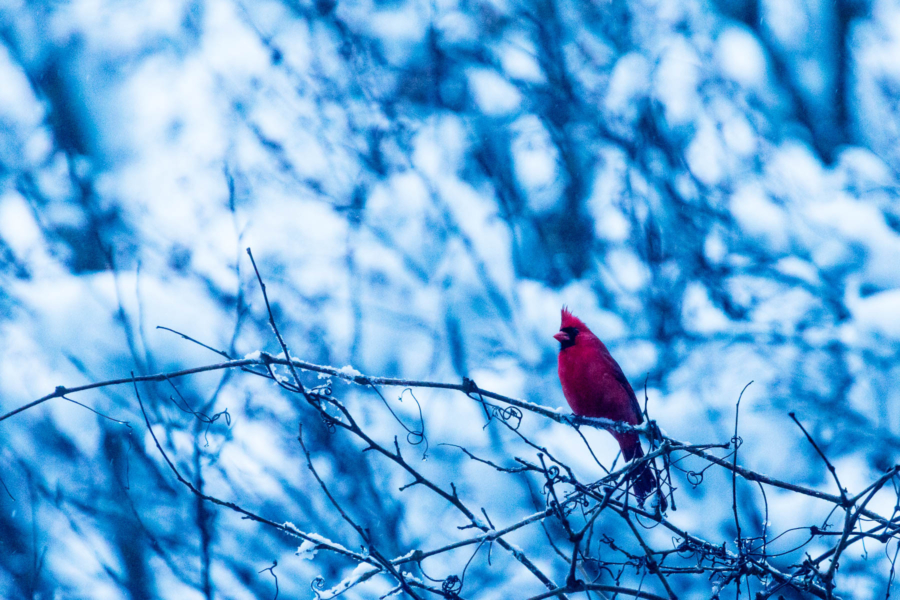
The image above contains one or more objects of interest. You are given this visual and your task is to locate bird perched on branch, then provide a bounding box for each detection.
[554,307,667,512]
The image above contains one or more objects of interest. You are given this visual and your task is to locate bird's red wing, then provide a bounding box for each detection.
[608,359,644,425]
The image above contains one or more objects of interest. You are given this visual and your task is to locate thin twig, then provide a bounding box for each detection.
[131,374,369,563]
[789,412,848,506]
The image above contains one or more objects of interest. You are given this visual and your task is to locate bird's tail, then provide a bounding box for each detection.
[622,441,668,513]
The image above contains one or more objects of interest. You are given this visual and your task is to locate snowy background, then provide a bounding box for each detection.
[2,0,900,598]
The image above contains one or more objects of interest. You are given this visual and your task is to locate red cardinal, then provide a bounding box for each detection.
[555,307,666,511]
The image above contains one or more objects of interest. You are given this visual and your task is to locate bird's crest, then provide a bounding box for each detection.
[560,306,588,331]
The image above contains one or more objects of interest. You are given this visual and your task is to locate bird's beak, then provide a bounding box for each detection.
[553,331,569,344]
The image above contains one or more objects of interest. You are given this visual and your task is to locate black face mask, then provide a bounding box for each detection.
[558,326,578,350]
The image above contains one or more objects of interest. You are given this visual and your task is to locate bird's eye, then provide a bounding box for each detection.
[562,327,578,338]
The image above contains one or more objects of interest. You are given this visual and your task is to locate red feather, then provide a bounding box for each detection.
[555,307,667,511]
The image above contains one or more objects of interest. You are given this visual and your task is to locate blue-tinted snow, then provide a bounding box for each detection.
[1,0,900,598]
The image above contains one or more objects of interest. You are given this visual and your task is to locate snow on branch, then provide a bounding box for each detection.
[4,257,899,600]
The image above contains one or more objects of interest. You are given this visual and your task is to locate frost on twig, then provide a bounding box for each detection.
[9,268,898,600]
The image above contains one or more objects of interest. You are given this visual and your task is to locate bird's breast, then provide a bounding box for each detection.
[558,347,639,423]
